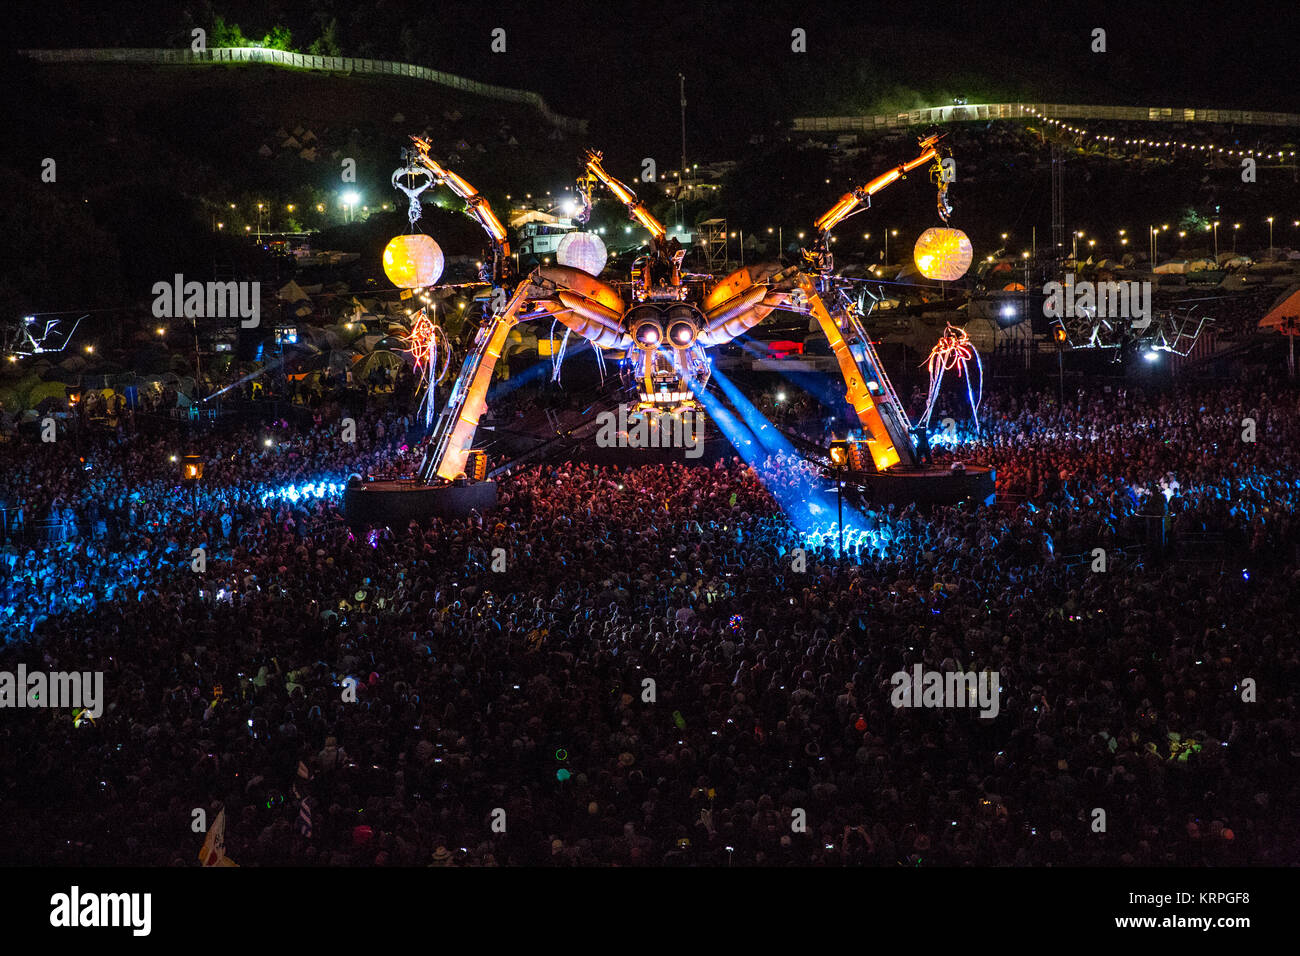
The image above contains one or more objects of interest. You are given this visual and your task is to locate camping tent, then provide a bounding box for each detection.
[279,281,315,320]
[354,350,406,380]
[1258,286,1300,330]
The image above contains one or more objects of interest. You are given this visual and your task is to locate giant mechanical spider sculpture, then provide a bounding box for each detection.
[393,131,959,481]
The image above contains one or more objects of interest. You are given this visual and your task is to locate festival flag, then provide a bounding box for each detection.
[199,807,230,866]
[292,759,312,800]
[296,796,314,839]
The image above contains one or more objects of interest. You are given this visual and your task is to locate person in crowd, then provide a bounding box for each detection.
[1,380,1298,867]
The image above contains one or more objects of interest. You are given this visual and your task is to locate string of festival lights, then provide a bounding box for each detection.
[1029,110,1297,162]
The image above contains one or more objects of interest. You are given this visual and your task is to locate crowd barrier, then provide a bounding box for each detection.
[794,102,1300,132]
[18,47,588,134]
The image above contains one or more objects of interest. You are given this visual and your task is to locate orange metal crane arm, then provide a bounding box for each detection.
[797,275,906,469]
[409,136,511,254]
[584,150,666,240]
[814,134,943,235]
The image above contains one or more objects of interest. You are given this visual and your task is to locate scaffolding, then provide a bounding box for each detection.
[698,218,728,273]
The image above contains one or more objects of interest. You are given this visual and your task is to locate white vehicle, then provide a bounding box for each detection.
[517,218,578,264]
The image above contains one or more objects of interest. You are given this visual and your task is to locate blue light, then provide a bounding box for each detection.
[701,370,877,549]
[258,478,346,506]
[927,429,965,448]
[485,352,565,400]
[710,367,788,457]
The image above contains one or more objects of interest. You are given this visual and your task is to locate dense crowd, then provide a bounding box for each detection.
[1,377,1298,867]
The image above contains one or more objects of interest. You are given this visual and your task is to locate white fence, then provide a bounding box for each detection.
[18,47,588,134]
[794,102,1300,132]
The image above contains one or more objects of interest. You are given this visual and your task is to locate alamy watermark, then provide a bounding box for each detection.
[1043,275,1151,331]
[0,666,104,718]
[152,274,260,328]
[49,886,151,936]
[890,665,1000,718]
[595,404,704,458]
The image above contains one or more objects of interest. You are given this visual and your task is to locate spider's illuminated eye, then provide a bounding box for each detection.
[627,306,664,350]
[667,321,695,346]
[663,306,699,348]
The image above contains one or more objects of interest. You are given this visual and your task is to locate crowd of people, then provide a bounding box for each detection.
[1,376,1298,867]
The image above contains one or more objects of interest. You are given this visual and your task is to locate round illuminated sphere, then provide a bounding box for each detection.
[913,227,973,281]
[556,231,608,276]
[383,234,444,289]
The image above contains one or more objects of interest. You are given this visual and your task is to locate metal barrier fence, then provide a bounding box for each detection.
[18,47,588,135]
[0,516,69,546]
[794,102,1300,132]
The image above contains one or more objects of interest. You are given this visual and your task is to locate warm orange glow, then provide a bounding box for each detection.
[383,234,444,289]
[435,303,521,481]
[407,136,509,250]
[800,276,903,470]
[913,227,973,281]
[814,136,941,234]
[584,151,667,240]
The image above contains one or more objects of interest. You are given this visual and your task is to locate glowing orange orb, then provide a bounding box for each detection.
[913,227,973,281]
[383,234,444,289]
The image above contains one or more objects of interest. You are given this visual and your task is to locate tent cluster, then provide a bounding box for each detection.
[258,124,321,163]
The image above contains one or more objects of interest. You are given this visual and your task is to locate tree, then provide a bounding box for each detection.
[308,18,342,57]
[262,26,294,51]
[211,14,248,48]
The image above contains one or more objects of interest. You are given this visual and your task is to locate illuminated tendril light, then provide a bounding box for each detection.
[921,323,982,436]
[404,309,452,428]
[404,311,436,369]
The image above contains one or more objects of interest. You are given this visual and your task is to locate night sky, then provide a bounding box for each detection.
[9,0,1300,159]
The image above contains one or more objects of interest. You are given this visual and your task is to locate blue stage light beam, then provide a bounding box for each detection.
[203,354,288,401]
[710,366,792,457]
[701,370,884,555]
[734,334,860,435]
[487,355,555,400]
[484,339,599,405]
[694,384,764,467]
